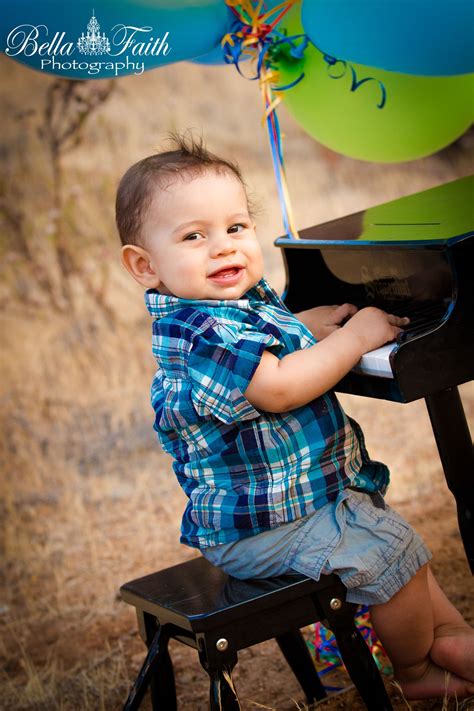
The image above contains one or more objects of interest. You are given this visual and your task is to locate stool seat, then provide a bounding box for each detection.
[121,556,393,711]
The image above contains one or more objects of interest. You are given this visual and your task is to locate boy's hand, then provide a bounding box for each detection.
[245,305,410,413]
[343,306,410,353]
[296,303,358,340]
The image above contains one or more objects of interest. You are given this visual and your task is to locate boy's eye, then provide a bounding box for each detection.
[228,223,245,234]
[183,232,203,241]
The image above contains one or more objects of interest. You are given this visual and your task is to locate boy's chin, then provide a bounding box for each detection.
[208,283,255,300]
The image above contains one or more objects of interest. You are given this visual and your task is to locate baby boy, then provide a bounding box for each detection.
[116,135,474,700]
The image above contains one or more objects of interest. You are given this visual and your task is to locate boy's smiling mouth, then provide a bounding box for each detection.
[208,265,245,284]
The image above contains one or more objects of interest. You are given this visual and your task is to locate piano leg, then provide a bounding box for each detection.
[425,387,474,575]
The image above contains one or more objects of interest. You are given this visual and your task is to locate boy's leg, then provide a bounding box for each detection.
[369,564,474,699]
[426,566,474,682]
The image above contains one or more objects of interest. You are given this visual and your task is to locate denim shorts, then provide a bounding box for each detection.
[201,488,432,605]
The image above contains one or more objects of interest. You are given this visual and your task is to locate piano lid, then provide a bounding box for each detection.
[275,175,474,248]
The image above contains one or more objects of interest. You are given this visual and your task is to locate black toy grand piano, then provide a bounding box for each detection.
[275,175,474,572]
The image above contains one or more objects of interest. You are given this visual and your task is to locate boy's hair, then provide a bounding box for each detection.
[116,132,247,247]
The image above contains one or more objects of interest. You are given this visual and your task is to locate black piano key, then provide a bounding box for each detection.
[390,301,449,344]
[390,302,448,330]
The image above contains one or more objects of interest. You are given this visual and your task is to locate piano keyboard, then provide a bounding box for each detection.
[352,301,449,379]
[353,343,396,378]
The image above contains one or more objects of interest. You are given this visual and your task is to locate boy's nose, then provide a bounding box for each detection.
[210,233,236,257]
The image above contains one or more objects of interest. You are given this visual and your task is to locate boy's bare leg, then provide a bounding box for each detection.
[369,564,474,699]
[426,566,474,682]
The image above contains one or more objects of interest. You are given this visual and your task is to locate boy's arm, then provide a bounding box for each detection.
[244,307,409,412]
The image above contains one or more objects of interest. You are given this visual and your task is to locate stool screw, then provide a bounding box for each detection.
[216,638,229,652]
[330,598,342,610]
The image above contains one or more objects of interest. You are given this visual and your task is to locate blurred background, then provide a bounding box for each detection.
[1,39,473,710]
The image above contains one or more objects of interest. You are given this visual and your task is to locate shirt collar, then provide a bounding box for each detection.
[144,277,283,319]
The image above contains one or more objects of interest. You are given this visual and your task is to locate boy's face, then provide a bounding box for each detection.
[139,171,264,300]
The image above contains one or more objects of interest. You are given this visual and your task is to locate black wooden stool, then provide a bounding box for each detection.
[120,556,392,711]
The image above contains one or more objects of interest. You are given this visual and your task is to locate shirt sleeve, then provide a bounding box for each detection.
[188,320,283,424]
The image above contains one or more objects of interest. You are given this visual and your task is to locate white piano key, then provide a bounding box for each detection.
[352,343,397,379]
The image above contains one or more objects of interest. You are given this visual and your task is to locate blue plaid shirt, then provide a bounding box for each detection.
[145,277,389,549]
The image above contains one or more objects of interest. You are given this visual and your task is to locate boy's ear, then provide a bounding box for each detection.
[121,244,161,289]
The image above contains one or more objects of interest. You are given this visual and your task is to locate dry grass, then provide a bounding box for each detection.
[1,52,474,710]
[1,338,472,711]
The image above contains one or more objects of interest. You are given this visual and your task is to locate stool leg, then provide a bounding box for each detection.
[276,629,326,702]
[149,640,176,711]
[143,612,177,711]
[321,599,393,711]
[198,647,240,711]
[123,611,176,711]
[207,666,240,711]
[123,623,163,711]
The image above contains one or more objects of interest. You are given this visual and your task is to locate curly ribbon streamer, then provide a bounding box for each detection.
[220,3,386,238]
[307,605,393,692]
[223,0,303,240]
[323,53,387,109]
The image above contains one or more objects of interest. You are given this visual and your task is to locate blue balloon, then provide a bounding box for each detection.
[2,0,230,79]
[192,0,296,66]
[191,44,230,66]
[191,9,241,66]
[301,0,474,76]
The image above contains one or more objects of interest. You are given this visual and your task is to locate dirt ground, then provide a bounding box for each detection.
[1,425,474,711]
[1,359,473,710]
[1,51,474,711]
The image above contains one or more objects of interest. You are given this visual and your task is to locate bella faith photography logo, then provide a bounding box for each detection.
[5,10,172,76]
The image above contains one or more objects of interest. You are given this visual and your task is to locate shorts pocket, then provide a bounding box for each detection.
[326,490,413,588]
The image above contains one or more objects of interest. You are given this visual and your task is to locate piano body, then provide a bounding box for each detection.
[275,175,474,571]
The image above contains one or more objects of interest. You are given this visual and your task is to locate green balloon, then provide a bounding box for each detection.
[276,27,474,162]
